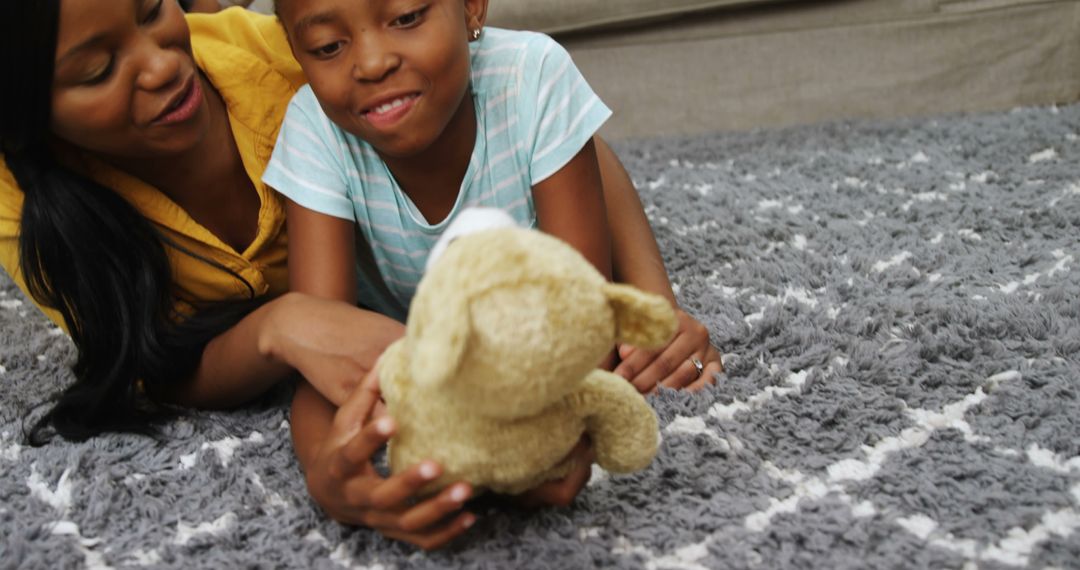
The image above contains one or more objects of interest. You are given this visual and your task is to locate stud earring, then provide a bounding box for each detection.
[471,28,481,41]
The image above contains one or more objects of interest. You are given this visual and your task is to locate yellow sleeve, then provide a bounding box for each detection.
[0,156,68,331]
[185,7,306,90]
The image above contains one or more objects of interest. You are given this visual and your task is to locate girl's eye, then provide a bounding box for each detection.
[392,7,427,28]
[310,41,345,58]
[140,0,164,25]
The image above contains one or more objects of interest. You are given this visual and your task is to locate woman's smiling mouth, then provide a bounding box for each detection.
[152,75,202,126]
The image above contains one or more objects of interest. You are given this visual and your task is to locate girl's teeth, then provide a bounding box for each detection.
[372,96,412,115]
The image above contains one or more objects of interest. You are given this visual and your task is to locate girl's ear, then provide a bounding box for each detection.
[464,0,488,34]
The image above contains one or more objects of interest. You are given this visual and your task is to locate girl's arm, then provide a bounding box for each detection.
[594,137,675,304]
[282,198,359,302]
[594,136,723,392]
[532,138,612,280]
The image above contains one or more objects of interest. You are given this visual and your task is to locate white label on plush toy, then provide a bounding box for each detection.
[426,207,519,271]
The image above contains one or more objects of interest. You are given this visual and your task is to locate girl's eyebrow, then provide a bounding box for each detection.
[293,10,341,34]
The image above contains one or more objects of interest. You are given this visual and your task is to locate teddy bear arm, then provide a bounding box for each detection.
[568,370,659,473]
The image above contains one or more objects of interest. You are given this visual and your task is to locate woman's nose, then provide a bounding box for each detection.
[134,38,183,92]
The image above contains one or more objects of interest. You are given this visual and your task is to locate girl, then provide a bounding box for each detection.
[267,0,722,546]
[265,0,722,391]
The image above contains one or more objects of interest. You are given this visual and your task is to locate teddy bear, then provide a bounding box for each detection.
[376,210,677,495]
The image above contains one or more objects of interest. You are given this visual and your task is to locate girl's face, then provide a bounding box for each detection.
[278,0,487,158]
[50,0,210,159]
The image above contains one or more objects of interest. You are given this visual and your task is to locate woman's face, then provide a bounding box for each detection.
[50,0,210,159]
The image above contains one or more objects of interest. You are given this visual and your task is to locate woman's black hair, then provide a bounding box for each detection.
[0,0,264,444]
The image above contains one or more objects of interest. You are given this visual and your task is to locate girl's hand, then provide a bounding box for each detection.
[510,438,596,508]
[613,308,722,393]
[304,372,476,550]
[265,292,405,407]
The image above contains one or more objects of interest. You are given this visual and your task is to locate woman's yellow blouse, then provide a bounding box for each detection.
[0,9,304,331]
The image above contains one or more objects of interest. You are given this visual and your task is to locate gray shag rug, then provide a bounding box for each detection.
[2,104,1080,569]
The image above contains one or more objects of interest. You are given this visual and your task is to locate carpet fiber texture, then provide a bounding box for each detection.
[2,105,1079,569]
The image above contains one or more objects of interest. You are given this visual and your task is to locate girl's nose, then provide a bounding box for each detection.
[351,36,401,83]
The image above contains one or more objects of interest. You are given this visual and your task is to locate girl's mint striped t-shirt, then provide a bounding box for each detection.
[263,27,611,320]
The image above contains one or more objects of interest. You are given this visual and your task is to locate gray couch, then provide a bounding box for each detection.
[487,0,1080,139]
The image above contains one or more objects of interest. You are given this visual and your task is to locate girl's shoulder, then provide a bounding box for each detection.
[474,27,563,67]
[283,85,347,136]
[471,28,571,98]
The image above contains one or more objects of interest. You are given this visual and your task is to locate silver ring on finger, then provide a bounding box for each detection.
[690,357,704,378]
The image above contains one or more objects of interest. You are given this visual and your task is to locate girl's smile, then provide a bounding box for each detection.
[358,91,420,130]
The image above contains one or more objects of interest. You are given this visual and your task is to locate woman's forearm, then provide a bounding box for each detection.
[594,136,677,305]
[166,292,405,409]
[162,293,299,409]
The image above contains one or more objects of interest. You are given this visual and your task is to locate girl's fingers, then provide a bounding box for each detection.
[613,345,654,384]
[622,346,670,392]
[685,361,723,392]
[637,334,697,389]
[655,356,701,391]
[706,346,724,374]
[369,399,389,424]
[380,511,477,551]
[395,483,473,532]
[331,416,395,480]
[519,439,595,507]
[365,461,446,510]
[332,369,382,438]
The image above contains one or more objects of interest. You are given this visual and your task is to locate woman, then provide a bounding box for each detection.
[0,0,719,549]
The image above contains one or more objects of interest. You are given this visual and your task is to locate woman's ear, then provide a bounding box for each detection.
[464,0,489,35]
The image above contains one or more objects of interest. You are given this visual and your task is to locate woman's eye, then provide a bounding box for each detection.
[84,59,115,85]
[392,8,427,27]
[140,0,164,24]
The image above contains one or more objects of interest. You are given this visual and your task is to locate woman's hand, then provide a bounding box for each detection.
[510,438,596,508]
[613,308,722,393]
[263,292,405,407]
[299,373,476,550]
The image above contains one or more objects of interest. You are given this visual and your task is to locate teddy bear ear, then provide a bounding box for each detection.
[409,294,471,388]
[603,283,677,349]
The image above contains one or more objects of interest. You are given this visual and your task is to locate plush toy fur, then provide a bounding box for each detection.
[377,227,676,495]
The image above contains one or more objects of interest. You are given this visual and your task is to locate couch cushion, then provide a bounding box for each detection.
[486,0,801,35]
